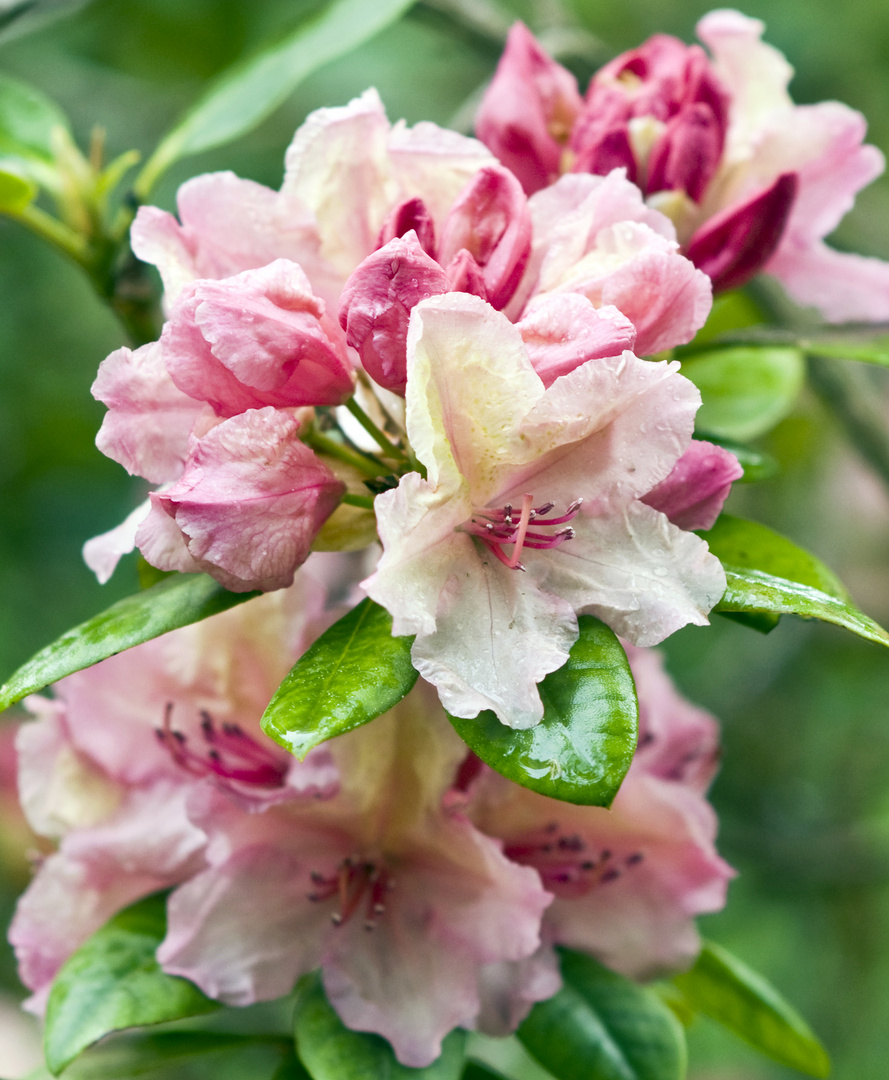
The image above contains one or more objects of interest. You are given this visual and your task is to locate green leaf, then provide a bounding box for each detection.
[262,598,417,758]
[44,893,220,1074]
[681,345,805,441]
[705,516,849,600]
[718,566,889,646]
[704,514,889,641]
[0,0,96,46]
[518,950,686,1080]
[460,1066,509,1080]
[448,616,637,806]
[136,0,417,196]
[673,941,830,1078]
[0,574,259,712]
[294,972,466,1079]
[27,1032,295,1080]
[0,166,37,211]
[0,71,69,166]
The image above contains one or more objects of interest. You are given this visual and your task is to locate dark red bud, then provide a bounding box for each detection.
[444,249,488,301]
[646,101,724,201]
[686,173,799,292]
[376,196,436,256]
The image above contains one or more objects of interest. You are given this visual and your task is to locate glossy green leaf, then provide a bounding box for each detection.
[704,514,889,640]
[0,71,69,164]
[136,0,416,195]
[44,893,220,1074]
[448,616,637,806]
[705,516,849,600]
[0,574,259,711]
[518,950,686,1080]
[26,1032,295,1080]
[294,972,466,1080]
[673,941,830,1077]
[262,598,417,759]
[0,166,37,211]
[681,345,804,441]
[718,566,889,646]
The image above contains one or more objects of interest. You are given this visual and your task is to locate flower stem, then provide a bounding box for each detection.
[341,493,376,509]
[344,397,408,461]
[303,428,386,478]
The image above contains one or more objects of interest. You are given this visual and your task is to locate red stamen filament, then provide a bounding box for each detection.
[464,495,582,570]
[156,704,288,789]
[307,857,393,931]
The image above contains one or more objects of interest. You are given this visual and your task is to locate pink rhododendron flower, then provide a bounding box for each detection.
[9,580,340,1008]
[468,643,733,979]
[131,88,495,312]
[477,13,889,319]
[134,408,345,592]
[642,439,743,531]
[157,684,553,1068]
[363,292,726,728]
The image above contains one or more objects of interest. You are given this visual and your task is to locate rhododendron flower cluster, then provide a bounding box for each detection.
[8,5,886,1075]
[11,589,731,1066]
[477,10,889,320]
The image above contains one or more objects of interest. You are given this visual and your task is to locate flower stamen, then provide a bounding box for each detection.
[463,495,582,570]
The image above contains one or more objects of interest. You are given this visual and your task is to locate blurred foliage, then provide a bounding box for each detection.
[1,1,889,1078]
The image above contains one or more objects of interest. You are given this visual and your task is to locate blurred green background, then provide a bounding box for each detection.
[2,1,889,1077]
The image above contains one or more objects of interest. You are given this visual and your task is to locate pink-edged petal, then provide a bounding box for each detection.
[475,946,562,1036]
[132,173,336,307]
[83,499,152,585]
[159,839,330,1005]
[193,261,354,405]
[623,643,721,793]
[574,225,713,355]
[518,295,636,387]
[92,341,203,483]
[404,293,544,499]
[542,777,734,979]
[407,537,579,727]
[138,408,344,592]
[475,22,583,195]
[10,852,167,1005]
[136,494,204,576]
[16,704,122,838]
[540,500,726,647]
[322,812,550,1067]
[437,165,532,311]
[339,234,451,395]
[696,10,794,140]
[641,440,743,531]
[767,240,889,323]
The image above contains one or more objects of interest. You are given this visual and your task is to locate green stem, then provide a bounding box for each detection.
[12,203,88,263]
[344,397,407,460]
[303,428,385,478]
[807,354,889,491]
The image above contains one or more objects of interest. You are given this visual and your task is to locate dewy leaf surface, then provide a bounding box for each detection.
[672,941,830,1078]
[261,598,418,759]
[517,950,686,1080]
[136,0,416,194]
[0,574,259,711]
[293,973,466,1080]
[44,893,220,1075]
[681,345,804,442]
[448,616,637,806]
